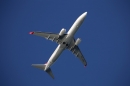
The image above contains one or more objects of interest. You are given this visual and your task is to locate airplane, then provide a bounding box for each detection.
[29,12,87,79]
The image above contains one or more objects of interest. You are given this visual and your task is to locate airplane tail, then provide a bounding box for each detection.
[32,64,54,79]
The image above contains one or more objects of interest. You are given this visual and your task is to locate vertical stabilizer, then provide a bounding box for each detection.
[32,64,54,79]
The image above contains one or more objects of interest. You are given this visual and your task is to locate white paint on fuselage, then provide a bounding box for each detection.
[44,44,64,71]
[44,12,87,71]
[67,12,87,36]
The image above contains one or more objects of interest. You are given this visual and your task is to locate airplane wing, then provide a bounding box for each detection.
[29,31,66,44]
[67,39,87,66]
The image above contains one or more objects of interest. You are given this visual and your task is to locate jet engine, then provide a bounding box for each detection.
[75,38,81,46]
[59,28,66,36]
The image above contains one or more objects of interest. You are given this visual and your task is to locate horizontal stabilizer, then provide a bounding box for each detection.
[32,64,54,79]
[32,64,45,70]
[46,68,54,79]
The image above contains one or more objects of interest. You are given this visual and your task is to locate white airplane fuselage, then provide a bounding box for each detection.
[44,12,87,71]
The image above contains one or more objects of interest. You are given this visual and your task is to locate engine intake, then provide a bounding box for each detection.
[59,28,66,36]
[75,38,81,46]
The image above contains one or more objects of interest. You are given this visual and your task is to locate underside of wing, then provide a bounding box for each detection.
[29,31,66,44]
[67,38,87,66]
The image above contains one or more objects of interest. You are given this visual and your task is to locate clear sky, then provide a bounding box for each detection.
[1,0,130,86]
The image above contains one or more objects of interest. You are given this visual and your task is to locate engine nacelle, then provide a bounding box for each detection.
[59,28,66,36]
[75,38,81,46]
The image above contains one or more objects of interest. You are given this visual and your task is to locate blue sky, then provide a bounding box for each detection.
[1,0,130,86]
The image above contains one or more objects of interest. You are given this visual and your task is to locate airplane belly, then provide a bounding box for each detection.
[47,45,65,68]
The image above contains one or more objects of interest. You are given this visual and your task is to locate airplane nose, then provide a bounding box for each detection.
[79,12,87,19]
[83,12,87,16]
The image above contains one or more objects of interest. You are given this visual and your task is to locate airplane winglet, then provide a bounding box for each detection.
[32,64,54,79]
[29,32,34,34]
